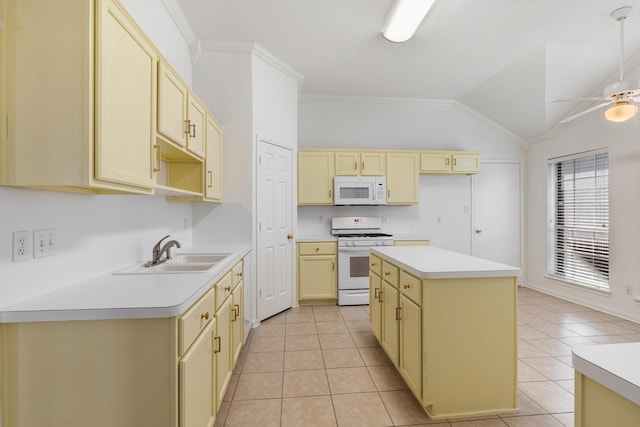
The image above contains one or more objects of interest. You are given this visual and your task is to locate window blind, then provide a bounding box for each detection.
[547,151,609,288]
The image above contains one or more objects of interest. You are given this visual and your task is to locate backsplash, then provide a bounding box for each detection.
[0,187,192,305]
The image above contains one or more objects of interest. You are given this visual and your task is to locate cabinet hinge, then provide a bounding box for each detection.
[395,307,401,320]
[259,288,262,297]
[259,155,262,165]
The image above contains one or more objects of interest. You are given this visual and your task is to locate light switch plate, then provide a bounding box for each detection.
[34,228,56,258]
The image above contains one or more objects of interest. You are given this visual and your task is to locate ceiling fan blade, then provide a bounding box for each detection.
[559,101,614,124]
[549,97,603,103]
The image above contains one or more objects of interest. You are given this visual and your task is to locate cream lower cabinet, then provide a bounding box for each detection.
[297,242,337,303]
[1,261,245,427]
[371,258,517,420]
[180,319,216,427]
[214,295,232,411]
[386,152,419,204]
[369,254,383,340]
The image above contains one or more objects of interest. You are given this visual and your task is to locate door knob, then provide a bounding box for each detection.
[287,234,294,240]
[475,229,482,234]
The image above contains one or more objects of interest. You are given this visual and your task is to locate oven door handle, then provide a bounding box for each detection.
[338,247,375,252]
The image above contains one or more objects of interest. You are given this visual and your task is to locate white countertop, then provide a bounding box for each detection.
[573,343,640,406]
[296,235,336,242]
[370,246,520,279]
[0,244,251,323]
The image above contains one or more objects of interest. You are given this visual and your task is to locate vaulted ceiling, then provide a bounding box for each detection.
[176,0,640,140]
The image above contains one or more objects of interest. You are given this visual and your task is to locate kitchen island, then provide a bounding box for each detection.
[573,342,640,427]
[369,245,520,420]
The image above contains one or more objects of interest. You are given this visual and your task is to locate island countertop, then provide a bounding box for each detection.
[370,246,520,279]
[573,342,640,406]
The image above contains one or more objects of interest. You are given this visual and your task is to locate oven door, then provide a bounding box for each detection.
[337,247,371,290]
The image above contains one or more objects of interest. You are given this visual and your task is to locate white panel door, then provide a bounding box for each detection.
[472,162,522,270]
[257,141,294,320]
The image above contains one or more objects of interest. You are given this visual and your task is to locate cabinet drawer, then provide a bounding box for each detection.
[179,289,215,356]
[215,271,233,311]
[369,254,382,276]
[298,242,336,255]
[382,260,399,288]
[400,270,422,305]
[232,261,244,286]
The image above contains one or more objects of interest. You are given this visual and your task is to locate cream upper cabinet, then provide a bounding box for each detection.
[334,151,385,176]
[386,152,419,204]
[2,0,157,193]
[298,151,335,205]
[157,61,206,159]
[157,61,188,149]
[205,115,223,202]
[186,95,206,158]
[95,0,157,190]
[420,151,480,174]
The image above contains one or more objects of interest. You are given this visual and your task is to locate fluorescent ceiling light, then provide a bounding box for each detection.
[382,0,436,43]
[604,101,637,122]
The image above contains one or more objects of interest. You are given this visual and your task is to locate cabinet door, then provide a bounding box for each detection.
[157,61,188,148]
[298,151,335,204]
[369,272,382,341]
[205,116,222,201]
[381,281,399,365]
[215,297,232,410]
[399,294,422,399]
[452,153,480,174]
[187,95,206,158]
[231,280,244,368]
[386,152,419,204]
[95,0,156,189]
[179,319,215,427]
[335,152,360,176]
[298,255,337,300]
[361,152,385,176]
[420,152,452,173]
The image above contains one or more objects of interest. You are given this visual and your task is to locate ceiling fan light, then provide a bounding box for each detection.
[382,0,436,43]
[604,101,638,122]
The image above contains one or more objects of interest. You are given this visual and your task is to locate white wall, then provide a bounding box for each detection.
[297,95,525,256]
[0,1,194,306]
[120,0,193,85]
[526,119,640,322]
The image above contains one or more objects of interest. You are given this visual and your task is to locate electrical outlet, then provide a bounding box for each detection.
[34,228,56,258]
[12,231,31,262]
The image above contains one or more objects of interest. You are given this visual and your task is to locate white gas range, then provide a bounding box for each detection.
[331,217,393,305]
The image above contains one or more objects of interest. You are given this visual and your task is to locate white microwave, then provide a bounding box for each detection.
[333,176,387,205]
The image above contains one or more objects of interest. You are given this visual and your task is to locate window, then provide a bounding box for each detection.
[547,150,609,289]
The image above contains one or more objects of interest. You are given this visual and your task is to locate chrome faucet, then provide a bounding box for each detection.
[145,235,181,267]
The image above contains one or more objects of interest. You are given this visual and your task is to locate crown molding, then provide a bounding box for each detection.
[452,101,529,151]
[302,93,453,107]
[200,41,304,83]
[160,0,199,62]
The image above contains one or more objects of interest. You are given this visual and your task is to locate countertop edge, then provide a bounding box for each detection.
[572,344,640,406]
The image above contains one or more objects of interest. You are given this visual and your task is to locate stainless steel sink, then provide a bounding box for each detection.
[114,253,231,275]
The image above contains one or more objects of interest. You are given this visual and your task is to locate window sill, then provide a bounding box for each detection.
[544,275,612,296]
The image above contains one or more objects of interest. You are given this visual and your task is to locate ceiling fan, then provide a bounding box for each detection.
[556,6,640,124]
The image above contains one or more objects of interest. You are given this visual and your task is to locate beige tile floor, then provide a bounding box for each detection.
[214,287,640,427]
